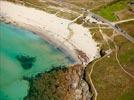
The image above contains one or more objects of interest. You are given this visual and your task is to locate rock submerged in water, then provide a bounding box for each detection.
[24,64,92,100]
[16,55,36,69]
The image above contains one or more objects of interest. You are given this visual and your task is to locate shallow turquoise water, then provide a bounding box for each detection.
[0,22,74,100]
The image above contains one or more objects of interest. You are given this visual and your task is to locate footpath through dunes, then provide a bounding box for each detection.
[0,1,100,65]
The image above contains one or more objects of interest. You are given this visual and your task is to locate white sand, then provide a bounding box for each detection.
[0,1,99,65]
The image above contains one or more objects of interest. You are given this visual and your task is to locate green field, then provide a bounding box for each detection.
[93,0,131,21]
[86,20,134,100]
[118,91,134,100]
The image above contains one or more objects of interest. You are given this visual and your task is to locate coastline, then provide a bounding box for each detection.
[1,1,134,100]
[0,1,100,66]
[24,64,92,100]
[0,20,93,100]
[0,1,101,100]
[1,18,80,65]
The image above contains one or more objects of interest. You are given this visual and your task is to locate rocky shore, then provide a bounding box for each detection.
[24,64,92,100]
[0,14,93,100]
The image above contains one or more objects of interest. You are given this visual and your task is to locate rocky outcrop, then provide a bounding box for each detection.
[25,64,92,100]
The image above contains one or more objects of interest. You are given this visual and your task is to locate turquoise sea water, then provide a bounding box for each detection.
[0,22,74,100]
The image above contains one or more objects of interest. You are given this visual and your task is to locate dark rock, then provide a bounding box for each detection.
[16,55,36,70]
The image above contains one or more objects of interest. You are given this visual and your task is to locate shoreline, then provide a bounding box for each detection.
[1,18,81,65]
[0,1,100,65]
[0,1,100,100]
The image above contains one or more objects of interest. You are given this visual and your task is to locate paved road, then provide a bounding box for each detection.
[17,1,134,43]
[84,11,134,43]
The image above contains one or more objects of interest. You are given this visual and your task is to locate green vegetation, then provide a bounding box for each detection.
[116,21,134,66]
[118,41,134,64]
[25,64,83,100]
[86,21,134,100]
[93,0,131,21]
[25,67,68,100]
[118,91,134,100]
[90,29,103,42]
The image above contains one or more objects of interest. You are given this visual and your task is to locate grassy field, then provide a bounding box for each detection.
[116,8,134,20]
[118,91,134,100]
[93,0,132,21]
[86,20,134,100]
[62,0,116,9]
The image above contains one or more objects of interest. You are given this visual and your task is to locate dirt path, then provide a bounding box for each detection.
[88,25,112,100]
[114,18,134,24]
[110,31,134,79]
[65,14,83,42]
[89,25,134,100]
[88,50,112,100]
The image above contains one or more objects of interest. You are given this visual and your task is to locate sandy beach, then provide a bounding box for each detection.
[0,1,100,65]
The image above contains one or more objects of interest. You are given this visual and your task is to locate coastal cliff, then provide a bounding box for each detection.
[25,64,92,100]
